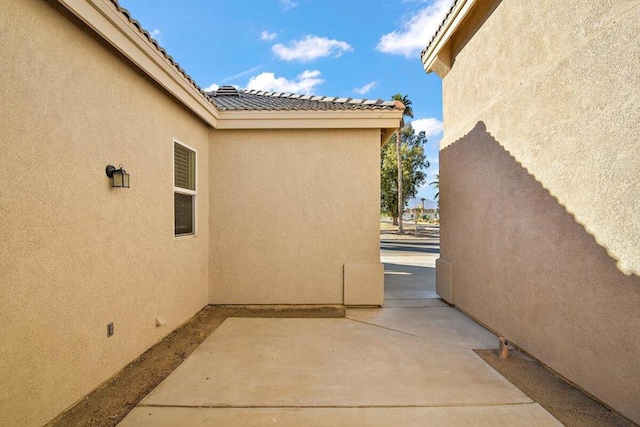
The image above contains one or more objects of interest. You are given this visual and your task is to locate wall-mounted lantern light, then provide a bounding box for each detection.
[105,164,130,188]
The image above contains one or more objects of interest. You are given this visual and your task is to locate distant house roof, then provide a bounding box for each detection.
[208,86,403,112]
[409,197,438,209]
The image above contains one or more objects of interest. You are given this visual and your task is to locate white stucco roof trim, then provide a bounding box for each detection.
[216,110,402,144]
[420,0,477,77]
[216,109,403,129]
[58,0,220,127]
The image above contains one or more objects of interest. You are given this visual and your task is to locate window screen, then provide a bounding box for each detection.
[174,143,196,191]
[174,193,194,235]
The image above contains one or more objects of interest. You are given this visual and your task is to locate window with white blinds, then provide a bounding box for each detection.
[174,140,196,236]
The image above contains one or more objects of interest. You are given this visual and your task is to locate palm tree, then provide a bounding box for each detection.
[392,93,414,234]
[430,174,439,201]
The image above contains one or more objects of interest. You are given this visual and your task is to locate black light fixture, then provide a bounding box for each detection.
[105,164,130,188]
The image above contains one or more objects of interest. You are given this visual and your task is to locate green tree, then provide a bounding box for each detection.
[391,93,414,233]
[381,124,429,225]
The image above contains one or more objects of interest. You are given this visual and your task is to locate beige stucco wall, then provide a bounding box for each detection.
[0,2,210,426]
[438,0,640,422]
[209,129,382,305]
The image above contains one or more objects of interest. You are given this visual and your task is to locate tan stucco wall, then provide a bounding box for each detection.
[209,129,381,305]
[438,0,640,422]
[0,2,210,426]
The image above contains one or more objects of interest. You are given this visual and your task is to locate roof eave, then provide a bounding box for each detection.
[58,0,219,126]
[420,0,477,78]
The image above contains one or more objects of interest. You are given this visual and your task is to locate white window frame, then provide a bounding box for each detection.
[173,138,197,238]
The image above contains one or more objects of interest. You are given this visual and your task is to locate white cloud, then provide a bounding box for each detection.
[353,81,378,95]
[279,0,298,11]
[411,117,443,138]
[203,83,219,92]
[376,0,454,58]
[246,70,324,94]
[272,35,352,62]
[261,31,277,41]
[150,29,161,38]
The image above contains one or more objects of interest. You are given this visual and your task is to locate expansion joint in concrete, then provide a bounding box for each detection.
[136,402,538,409]
[344,317,479,350]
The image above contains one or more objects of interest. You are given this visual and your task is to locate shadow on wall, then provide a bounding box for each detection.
[439,121,640,422]
[441,121,639,280]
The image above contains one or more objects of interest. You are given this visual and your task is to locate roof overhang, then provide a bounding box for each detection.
[58,0,219,127]
[421,0,477,78]
[216,110,404,144]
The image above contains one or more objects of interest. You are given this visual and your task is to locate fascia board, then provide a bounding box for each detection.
[215,110,403,131]
[58,0,219,127]
[421,0,477,73]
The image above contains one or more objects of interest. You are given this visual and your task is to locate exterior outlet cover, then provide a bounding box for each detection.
[156,317,166,326]
[107,322,114,337]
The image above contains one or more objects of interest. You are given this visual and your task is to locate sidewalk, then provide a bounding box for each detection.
[119,227,561,426]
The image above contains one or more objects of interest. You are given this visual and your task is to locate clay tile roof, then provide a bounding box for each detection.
[208,86,401,111]
[420,0,459,60]
[107,1,402,114]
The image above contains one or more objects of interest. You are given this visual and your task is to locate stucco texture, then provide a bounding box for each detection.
[0,2,210,426]
[209,129,381,305]
[438,0,640,422]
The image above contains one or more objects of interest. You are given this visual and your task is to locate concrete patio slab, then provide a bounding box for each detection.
[121,403,562,426]
[347,306,499,349]
[137,318,526,408]
[119,231,561,426]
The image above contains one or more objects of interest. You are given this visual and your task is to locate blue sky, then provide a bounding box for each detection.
[120,0,453,202]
